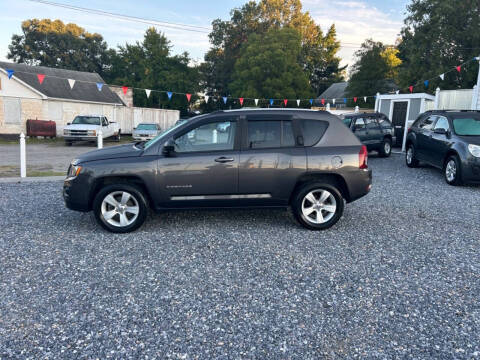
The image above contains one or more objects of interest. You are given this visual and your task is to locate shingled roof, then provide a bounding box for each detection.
[0,62,124,105]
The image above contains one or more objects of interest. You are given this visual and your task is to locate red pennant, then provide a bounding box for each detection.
[239,97,244,106]
[37,74,45,84]
[283,99,288,106]
[409,86,414,93]
[321,98,325,105]
[122,86,128,95]
[353,97,357,103]
[186,93,192,102]
[456,65,461,72]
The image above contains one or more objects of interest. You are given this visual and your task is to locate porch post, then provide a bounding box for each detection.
[473,56,480,110]
[434,88,440,110]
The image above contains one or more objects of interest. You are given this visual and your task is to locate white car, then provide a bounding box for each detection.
[63,115,121,146]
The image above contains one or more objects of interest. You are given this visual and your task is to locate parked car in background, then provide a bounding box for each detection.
[405,110,480,185]
[64,109,372,233]
[132,123,161,141]
[341,112,395,157]
[63,115,120,146]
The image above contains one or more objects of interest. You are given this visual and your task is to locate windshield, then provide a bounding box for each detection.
[136,124,157,130]
[342,117,353,127]
[72,116,101,125]
[452,117,480,136]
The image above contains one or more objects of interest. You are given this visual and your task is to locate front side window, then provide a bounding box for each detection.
[102,118,108,126]
[419,116,436,130]
[174,121,236,153]
[433,117,449,131]
[452,117,480,136]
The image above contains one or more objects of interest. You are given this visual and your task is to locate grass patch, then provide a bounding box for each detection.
[28,171,65,177]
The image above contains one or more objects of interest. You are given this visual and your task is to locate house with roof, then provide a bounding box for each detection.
[317,82,348,108]
[0,62,179,136]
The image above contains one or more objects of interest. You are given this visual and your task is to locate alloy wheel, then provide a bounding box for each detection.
[445,160,456,182]
[101,191,139,227]
[406,147,413,164]
[301,189,337,224]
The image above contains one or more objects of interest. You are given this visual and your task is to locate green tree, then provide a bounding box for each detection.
[7,19,112,78]
[398,0,480,91]
[201,0,344,99]
[346,40,401,107]
[229,28,312,104]
[110,28,200,114]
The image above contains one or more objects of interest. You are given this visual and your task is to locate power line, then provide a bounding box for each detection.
[26,0,212,34]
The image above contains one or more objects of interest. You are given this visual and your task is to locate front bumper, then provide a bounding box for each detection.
[64,136,97,142]
[133,134,156,141]
[63,175,92,212]
[461,155,480,183]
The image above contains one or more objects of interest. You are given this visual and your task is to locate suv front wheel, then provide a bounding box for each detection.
[292,182,344,230]
[93,183,148,233]
[444,155,463,186]
[406,143,419,167]
[379,138,392,157]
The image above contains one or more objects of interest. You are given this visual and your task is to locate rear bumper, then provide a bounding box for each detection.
[346,168,372,203]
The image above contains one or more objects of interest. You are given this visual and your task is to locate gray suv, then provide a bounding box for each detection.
[63,109,372,233]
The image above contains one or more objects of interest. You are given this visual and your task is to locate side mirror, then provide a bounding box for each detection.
[133,127,136,130]
[67,122,71,125]
[434,128,447,135]
[162,138,175,156]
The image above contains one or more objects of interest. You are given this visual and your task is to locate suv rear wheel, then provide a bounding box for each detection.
[406,143,419,167]
[379,138,392,157]
[93,183,148,233]
[444,155,463,186]
[292,182,344,230]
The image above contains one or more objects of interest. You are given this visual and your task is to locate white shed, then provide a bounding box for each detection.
[375,93,435,151]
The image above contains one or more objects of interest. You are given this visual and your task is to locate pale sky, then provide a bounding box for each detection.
[0,0,409,69]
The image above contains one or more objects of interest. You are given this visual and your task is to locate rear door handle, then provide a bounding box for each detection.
[215,157,234,163]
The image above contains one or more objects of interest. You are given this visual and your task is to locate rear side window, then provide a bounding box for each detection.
[301,120,329,147]
[247,120,295,149]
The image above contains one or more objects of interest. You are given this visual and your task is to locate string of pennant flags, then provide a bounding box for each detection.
[4,56,480,107]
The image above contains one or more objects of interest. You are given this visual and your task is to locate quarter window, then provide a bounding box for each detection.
[174,121,236,153]
[433,117,449,131]
[301,119,329,147]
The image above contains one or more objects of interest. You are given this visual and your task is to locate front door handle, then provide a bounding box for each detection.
[214,156,234,163]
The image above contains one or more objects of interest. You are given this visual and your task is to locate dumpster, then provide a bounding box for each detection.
[26,119,56,138]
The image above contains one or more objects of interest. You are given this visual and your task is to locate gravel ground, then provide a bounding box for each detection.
[1,154,479,359]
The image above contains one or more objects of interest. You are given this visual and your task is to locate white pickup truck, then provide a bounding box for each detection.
[63,115,121,146]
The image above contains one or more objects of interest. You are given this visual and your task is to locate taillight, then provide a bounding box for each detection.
[359,145,368,169]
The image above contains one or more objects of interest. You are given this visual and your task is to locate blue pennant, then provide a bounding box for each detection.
[223,96,227,104]
[309,99,313,105]
[6,69,14,79]
[167,91,173,100]
[269,99,274,106]
[343,98,347,103]
[424,80,429,88]
[96,83,103,91]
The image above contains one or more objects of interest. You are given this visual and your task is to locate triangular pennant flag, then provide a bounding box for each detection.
[353,97,357,103]
[96,83,103,91]
[296,99,300,107]
[409,85,414,93]
[68,79,76,89]
[343,98,347,104]
[6,69,14,79]
[439,73,445,81]
[204,95,209,103]
[145,89,151,98]
[424,80,429,88]
[239,97,244,106]
[254,99,259,106]
[456,65,461,72]
[396,90,400,95]
[321,98,325,105]
[122,86,128,95]
[332,98,336,105]
[167,91,173,100]
[270,99,274,106]
[364,96,367,102]
[309,99,313,105]
[223,96,227,104]
[37,74,45,84]
[283,99,288,106]
[186,93,192,102]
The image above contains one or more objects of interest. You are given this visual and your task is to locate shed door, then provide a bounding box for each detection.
[391,101,408,146]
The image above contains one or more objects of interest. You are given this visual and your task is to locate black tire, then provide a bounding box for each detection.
[93,183,148,233]
[444,155,463,186]
[406,143,419,168]
[115,130,121,142]
[291,182,344,230]
[65,141,72,147]
[379,137,392,157]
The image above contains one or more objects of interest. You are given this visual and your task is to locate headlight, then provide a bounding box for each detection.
[468,144,480,157]
[87,130,97,136]
[64,129,70,135]
[67,164,83,178]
